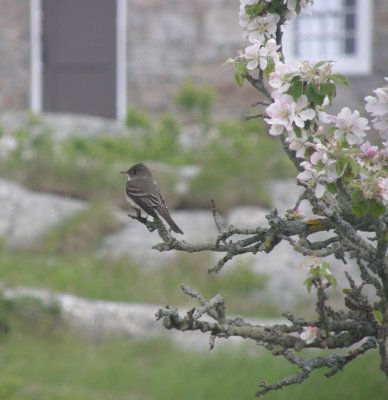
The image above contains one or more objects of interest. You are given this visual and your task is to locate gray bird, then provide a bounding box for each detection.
[120,163,183,234]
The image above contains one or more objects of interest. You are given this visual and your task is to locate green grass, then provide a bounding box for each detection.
[0,98,295,210]
[31,203,120,255]
[0,204,274,317]
[0,249,274,317]
[0,328,386,400]
[0,295,386,399]
[189,118,295,210]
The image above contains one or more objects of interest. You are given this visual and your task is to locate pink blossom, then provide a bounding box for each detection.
[300,326,321,344]
[265,93,315,136]
[330,107,370,145]
[265,93,295,134]
[360,141,379,159]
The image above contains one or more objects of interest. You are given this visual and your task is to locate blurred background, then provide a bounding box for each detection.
[0,0,387,399]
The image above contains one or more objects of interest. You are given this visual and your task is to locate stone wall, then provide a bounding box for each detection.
[0,0,386,119]
[125,0,245,112]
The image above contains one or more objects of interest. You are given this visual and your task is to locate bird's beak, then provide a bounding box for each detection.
[120,171,127,174]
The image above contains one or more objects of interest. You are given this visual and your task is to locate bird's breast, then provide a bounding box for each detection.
[125,192,139,209]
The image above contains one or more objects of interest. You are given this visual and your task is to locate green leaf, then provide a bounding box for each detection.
[352,190,386,218]
[245,3,264,17]
[372,310,384,324]
[335,159,345,176]
[327,274,337,289]
[369,199,386,218]
[290,76,303,101]
[327,82,337,99]
[326,182,338,194]
[264,58,276,80]
[234,71,245,87]
[306,83,325,106]
[352,190,364,217]
[331,73,349,87]
[304,278,313,294]
[314,60,331,68]
[268,0,283,13]
[234,63,247,88]
[347,157,361,176]
[320,82,337,103]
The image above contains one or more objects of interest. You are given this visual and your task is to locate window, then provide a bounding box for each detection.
[282,0,372,75]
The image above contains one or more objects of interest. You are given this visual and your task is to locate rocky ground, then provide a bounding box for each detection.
[0,176,355,347]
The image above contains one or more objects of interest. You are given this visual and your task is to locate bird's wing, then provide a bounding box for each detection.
[126,180,159,217]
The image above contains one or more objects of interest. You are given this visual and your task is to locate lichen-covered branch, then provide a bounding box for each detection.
[130,206,336,274]
[155,283,378,396]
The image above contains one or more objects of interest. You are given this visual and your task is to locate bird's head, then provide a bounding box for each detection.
[120,163,152,179]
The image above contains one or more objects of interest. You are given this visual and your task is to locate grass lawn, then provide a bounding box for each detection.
[0,332,386,400]
[0,247,275,318]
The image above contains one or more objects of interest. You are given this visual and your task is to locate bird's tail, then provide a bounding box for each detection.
[157,207,183,234]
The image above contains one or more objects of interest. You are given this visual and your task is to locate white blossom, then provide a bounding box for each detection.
[246,13,280,44]
[287,130,313,158]
[244,38,280,71]
[268,61,299,93]
[293,95,316,128]
[376,177,388,206]
[365,78,388,139]
[365,80,388,117]
[297,161,327,198]
[244,42,262,70]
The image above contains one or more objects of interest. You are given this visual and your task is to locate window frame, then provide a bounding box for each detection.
[281,0,373,76]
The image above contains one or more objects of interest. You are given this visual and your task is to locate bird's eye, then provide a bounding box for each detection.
[132,170,136,175]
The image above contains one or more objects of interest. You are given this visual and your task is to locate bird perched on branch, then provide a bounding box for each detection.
[120,163,183,234]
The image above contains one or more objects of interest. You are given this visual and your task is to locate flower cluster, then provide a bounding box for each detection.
[233,0,388,209]
[265,93,315,136]
[237,1,314,75]
[244,38,280,71]
[292,93,387,206]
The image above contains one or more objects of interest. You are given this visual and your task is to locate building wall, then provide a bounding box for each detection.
[0,0,30,111]
[125,0,244,111]
[0,0,386,118]
[374,0,388,75]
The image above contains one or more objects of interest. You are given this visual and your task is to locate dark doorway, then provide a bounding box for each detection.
[42,0,117,118]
